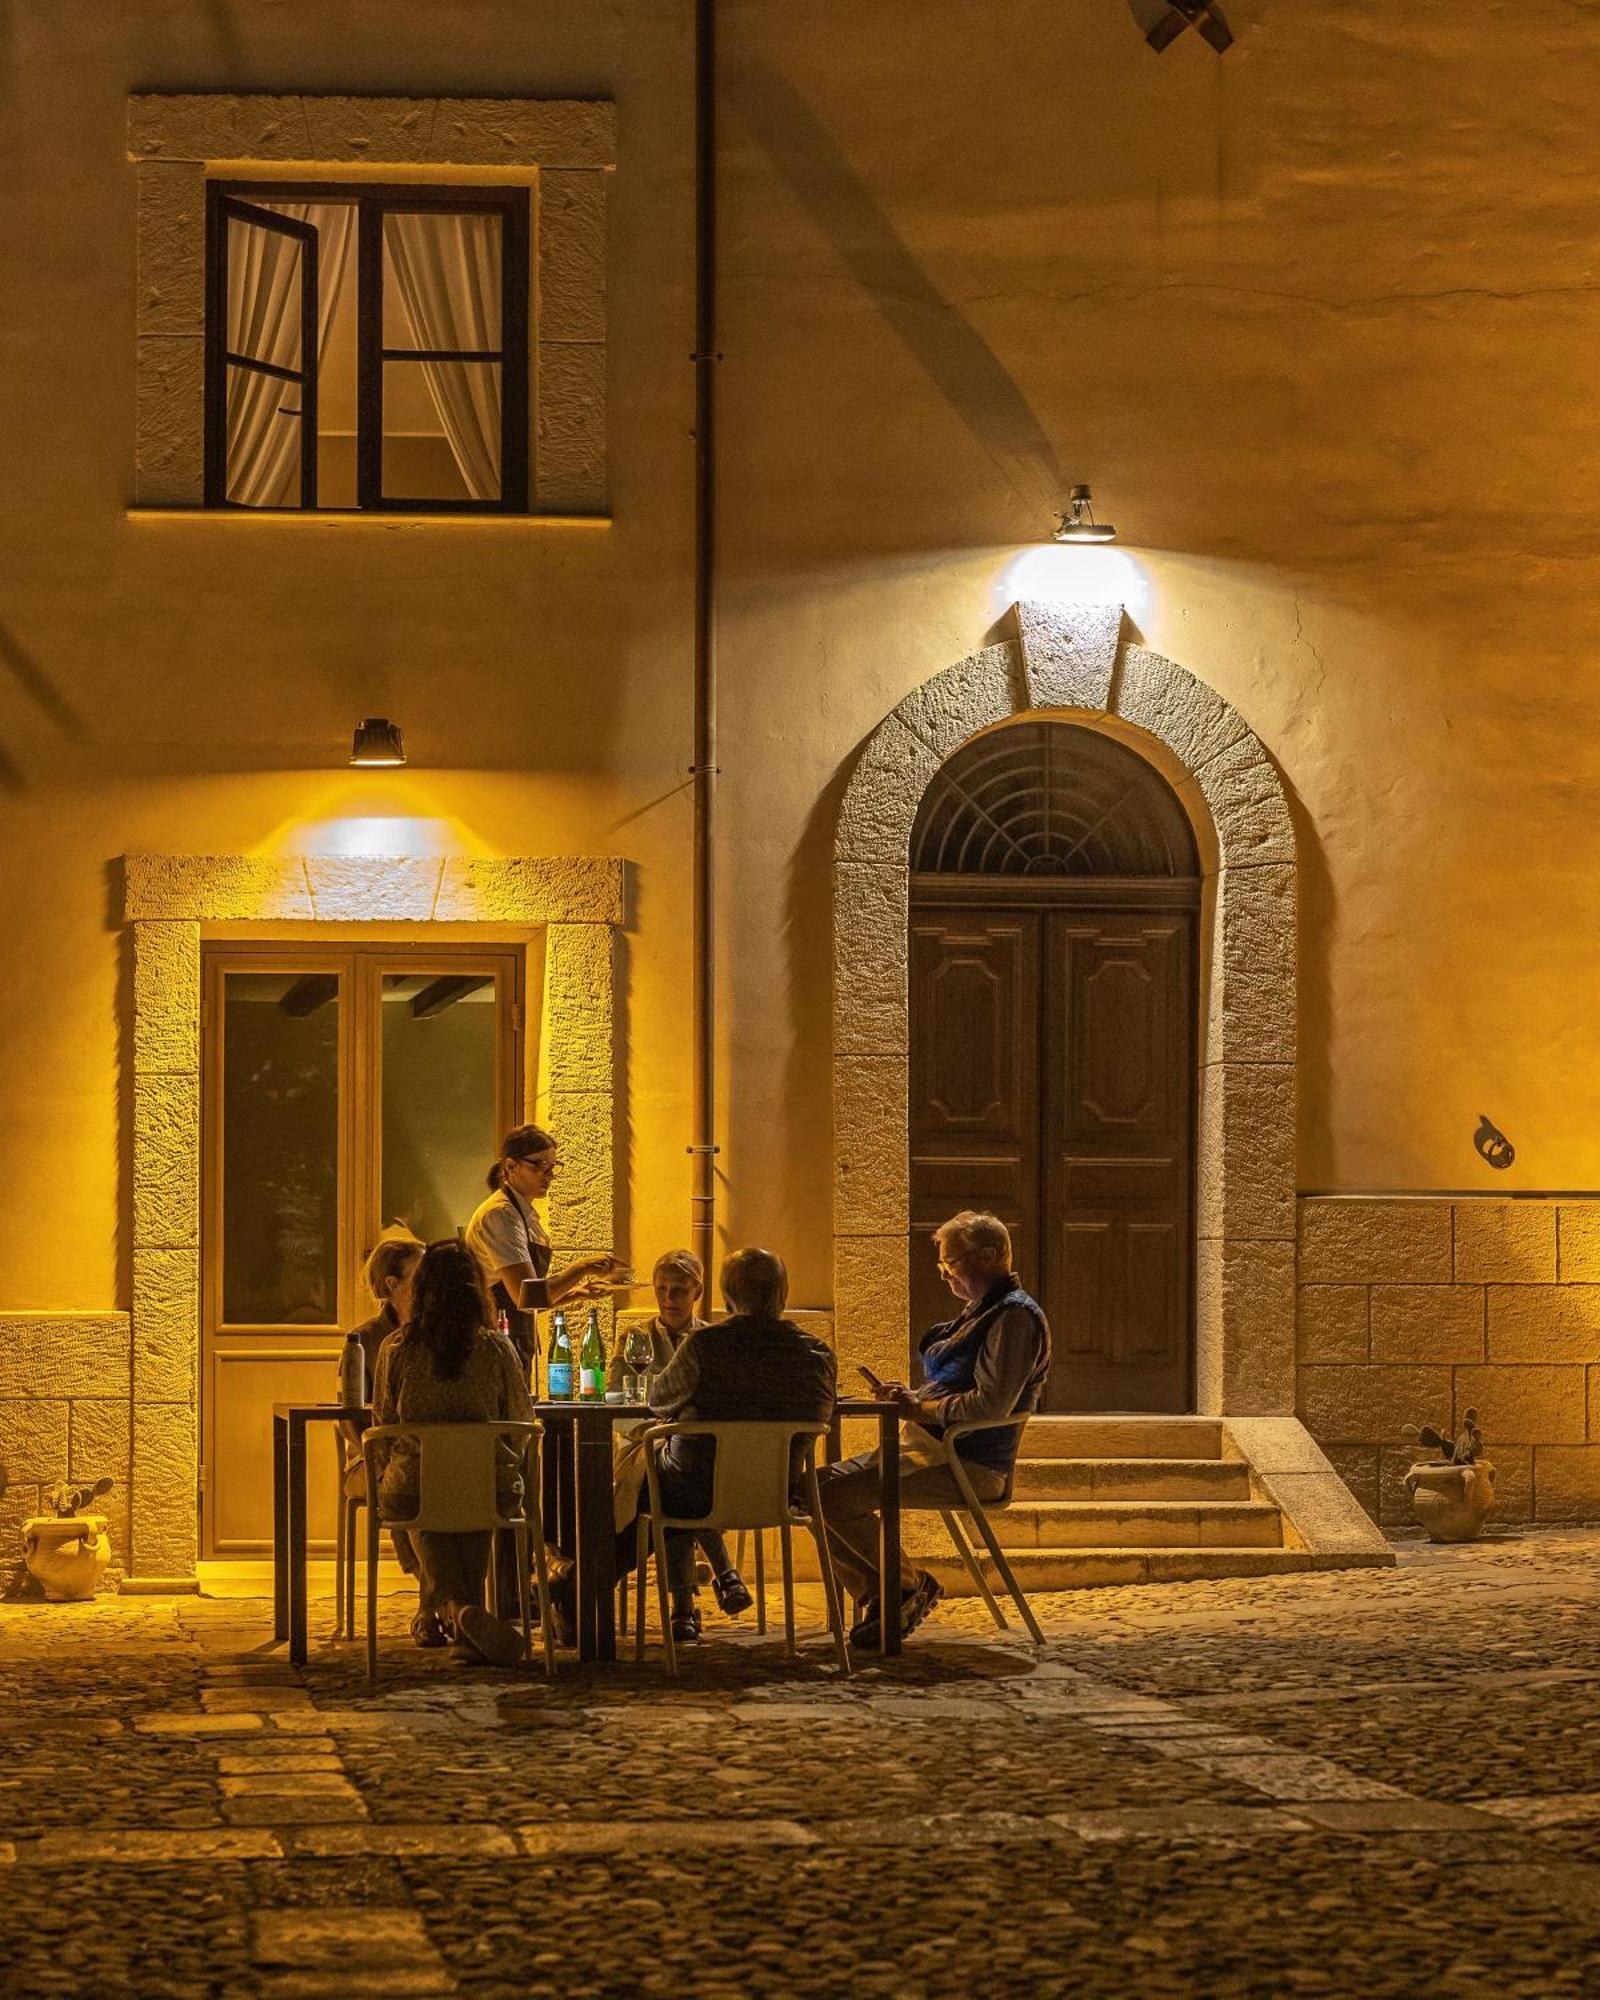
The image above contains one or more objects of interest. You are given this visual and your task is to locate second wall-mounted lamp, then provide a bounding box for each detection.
[349,717,407,767]
[1053,485,1119,544]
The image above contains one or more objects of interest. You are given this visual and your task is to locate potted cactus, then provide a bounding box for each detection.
[1403,1408,1496,1543]
[23,1478,115,1600]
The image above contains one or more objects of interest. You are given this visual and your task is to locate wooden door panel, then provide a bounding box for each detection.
[1042,911,1194,1412]
[1056,1223,1110,1356]
[1125,1223,1179,1365]
[909,914,1040,1348]
[209,1343,342,1555]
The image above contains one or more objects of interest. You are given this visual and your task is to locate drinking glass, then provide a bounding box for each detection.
[623,1327,653,1402]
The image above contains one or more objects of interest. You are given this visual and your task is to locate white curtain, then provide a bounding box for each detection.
[225,204,354,508]
[383,212,503,501]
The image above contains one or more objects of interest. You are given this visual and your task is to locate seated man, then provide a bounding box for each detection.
[818,1210,1050,1649]
[555,1246,836,1645]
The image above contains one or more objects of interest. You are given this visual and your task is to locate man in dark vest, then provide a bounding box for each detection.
[818,1210,1050,1649]
[549,1246,836,1645]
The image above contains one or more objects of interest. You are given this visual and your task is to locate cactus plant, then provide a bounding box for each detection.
[1403,1408,1483,1467]
[46,1477,113,1519]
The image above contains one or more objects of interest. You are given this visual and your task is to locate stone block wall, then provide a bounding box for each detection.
[1297,1197,1600,1528]
[0,1316,132,1589]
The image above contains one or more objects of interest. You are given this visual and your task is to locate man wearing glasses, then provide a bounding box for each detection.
[818,1210,1050,1649]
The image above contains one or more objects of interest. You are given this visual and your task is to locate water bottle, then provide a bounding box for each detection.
[579,1308,607,1401]
[336,1331,366,1410]
[546,1310,574,1400]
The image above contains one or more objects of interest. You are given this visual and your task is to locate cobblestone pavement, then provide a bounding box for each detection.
[4,1532,1600,1997]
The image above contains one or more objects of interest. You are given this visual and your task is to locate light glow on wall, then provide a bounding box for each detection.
[252,779,494,861]
[996,543,1152,619]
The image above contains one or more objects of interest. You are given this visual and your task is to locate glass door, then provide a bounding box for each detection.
[201,944,522,1558]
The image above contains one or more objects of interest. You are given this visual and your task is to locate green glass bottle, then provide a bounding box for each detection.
[546,1310,574,1401]
[579,1307,607,1401]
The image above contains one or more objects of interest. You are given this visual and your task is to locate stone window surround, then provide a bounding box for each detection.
[832,599,1299,1417]
[128,93,613,515]
[123,851,626,1584]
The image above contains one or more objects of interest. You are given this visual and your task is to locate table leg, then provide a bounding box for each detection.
[272,1413,290,1643]
[288,1414,309,1667]
[825,1413,843,1467]
[878,1411,902,1658]
[574,1410,617,1664]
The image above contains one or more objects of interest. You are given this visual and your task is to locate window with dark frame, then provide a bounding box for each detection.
[204,181,530,513]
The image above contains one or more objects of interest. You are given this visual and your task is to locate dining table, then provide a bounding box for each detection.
[536,1392,905,1663]
[272,1401,367,1667]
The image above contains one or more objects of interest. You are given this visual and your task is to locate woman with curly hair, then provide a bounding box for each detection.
[370,1238,533,1666]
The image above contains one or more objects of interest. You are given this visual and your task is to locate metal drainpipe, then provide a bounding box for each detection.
[688,0,720,1274]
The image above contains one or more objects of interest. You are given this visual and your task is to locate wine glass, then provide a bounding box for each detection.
[622,1327,653,1402]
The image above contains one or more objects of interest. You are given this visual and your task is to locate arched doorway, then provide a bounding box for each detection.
[907,721,1200,1412]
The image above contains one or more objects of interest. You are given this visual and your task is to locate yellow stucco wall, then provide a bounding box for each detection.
[2,0,1599,1337]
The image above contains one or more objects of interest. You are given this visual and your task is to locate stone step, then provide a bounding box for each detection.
[926,1546,1317,1594]
[982,1500,1283,1551]
[1019,1416,1226,1461]
[1012,1457,1254,1502]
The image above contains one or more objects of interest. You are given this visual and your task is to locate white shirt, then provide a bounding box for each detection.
[464,1184,550,1291]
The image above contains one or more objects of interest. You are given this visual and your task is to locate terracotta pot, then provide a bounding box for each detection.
[22,1515,112,1600]
[1404,1462,1496,1544]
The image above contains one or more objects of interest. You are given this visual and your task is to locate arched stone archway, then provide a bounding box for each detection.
[832,599,1297,1418]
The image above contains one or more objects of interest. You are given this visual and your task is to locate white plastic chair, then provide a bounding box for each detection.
[909,1413,1045,1648]
[332,1429,366,1641]
[634,1422,850,1676]
[361,1420,556,1687]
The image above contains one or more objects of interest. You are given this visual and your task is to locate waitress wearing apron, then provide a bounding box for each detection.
[464,1123,618,1381]
[465,1123,618,1609]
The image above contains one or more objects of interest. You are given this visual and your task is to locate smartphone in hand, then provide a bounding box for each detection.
[858,1363,885,1393]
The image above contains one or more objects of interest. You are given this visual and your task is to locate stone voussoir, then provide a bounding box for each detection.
[1014,600,1122,712]
[834,864,909,1056]
[833,1055,910,1236]
[1113,646,1251,776]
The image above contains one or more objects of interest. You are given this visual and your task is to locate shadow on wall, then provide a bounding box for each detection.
[0,621,87,794]
[728,59,1064,517]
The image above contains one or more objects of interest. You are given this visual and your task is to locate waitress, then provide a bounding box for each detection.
[464,1123,617,1382]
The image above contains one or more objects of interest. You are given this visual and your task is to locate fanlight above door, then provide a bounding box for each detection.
[910,723,1198,878]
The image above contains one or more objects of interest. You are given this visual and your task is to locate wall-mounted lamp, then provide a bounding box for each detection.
[349,717,407,767]
[1053,485,1119,545]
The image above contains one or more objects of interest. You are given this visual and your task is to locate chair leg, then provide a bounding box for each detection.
[965,1504,1045,1648]
[345,1502,361,1641]
[779,1524,796,1658]
[942,1508,1007,1629]
[806,1467,851,1675]
[635,1517,649,1663]
[366,1509,380,1692]
[618,1572,629,1637]
[526,1511,556,1679]
[332,1488,347,1640]
[754,1530,767,1635]
[651,1517,677,1676]
[515,1523,534,1667]
[809,1525,852,1676]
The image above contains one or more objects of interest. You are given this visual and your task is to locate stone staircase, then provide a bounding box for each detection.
[920,1415,1389,1594]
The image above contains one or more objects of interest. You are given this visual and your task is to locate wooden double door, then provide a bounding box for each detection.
[909,896,1197,1412]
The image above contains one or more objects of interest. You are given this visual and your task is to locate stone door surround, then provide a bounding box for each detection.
[128,92,613,514]
[123,852,624,1583]
[832,600,1298,1418]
